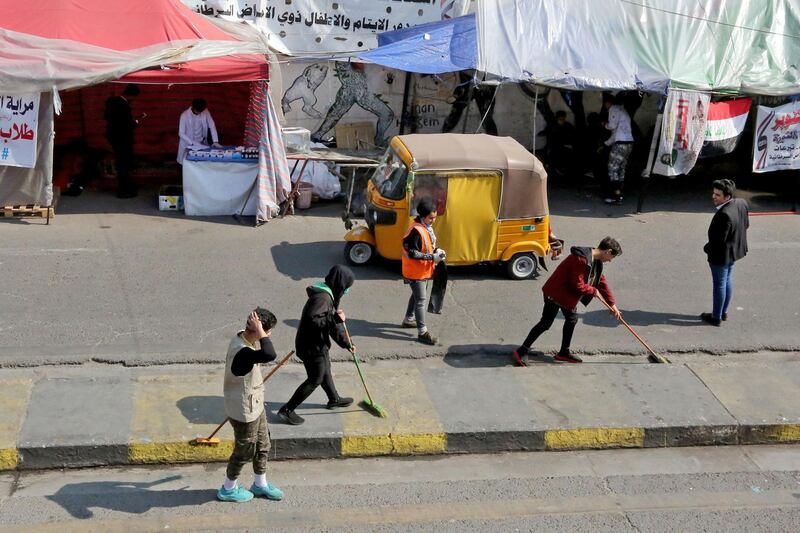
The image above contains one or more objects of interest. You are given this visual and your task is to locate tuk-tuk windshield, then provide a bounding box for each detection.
[370,149,408,200]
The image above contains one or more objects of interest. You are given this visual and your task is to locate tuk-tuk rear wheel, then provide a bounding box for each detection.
[506,253,538,280]
[345,242,374,266]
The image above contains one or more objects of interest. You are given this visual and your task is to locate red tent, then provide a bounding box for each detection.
[0,0,268,87]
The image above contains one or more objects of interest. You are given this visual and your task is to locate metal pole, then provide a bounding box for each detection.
[399,72,412,135]
[637,112,663,214]
[531,86,539,153]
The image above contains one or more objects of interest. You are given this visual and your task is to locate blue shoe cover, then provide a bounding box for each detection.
[217,485,254,502]
[250,482,284,501]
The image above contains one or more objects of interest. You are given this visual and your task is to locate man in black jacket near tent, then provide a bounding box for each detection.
[278,265,355,425]
[701,179,749,327]
[104,84,143,198]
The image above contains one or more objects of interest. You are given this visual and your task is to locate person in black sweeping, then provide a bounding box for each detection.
[278,265,355,425]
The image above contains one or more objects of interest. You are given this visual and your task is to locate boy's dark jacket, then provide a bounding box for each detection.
[541,246,615,310]
[295,265,354,360]
[704,198,749,265]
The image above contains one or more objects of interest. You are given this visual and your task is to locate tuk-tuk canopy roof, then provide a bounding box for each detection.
[393,134,548,219]
[395,134,538,173]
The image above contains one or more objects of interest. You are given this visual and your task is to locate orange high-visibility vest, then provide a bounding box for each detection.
[402,222,435,280]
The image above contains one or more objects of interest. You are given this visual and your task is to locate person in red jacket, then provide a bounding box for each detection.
[512,237,622,365]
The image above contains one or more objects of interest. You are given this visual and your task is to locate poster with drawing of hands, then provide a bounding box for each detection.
[181,0,441,54]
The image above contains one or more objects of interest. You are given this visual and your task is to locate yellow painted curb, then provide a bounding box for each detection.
[760,424,800,443]
[128,440,234,464]
[545,427,644,450]
[341,433,447,456]
[0,448,18,470]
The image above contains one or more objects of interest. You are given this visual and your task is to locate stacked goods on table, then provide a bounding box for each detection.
[186,146,259,163]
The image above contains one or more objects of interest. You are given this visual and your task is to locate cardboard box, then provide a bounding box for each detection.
[334,122,375,149]
[158,185,184,211]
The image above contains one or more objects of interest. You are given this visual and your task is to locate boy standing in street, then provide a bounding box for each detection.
[218,308,284,503]
[701,179,749,326]
[512,237,622,366]
[278,265,355,425]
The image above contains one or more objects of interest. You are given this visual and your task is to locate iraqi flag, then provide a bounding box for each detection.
[699,98,751,158]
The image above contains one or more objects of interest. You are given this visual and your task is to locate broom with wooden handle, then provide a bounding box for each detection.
[342,322,388,418]
[193,350,295,446]
[595,293,670,364]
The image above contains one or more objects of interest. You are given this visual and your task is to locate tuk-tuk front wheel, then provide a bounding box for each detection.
[506,253,538,280]
[345,242,374,266]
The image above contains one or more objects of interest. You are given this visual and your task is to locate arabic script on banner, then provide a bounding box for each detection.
[0,93,39,169]
[181,0,440,53]
[652,89,710,176]
[752,101,800,173]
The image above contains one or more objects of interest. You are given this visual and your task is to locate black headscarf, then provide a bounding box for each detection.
[416,197,436,219]
[324,265,355,308]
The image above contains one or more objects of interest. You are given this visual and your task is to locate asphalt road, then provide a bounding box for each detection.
[1,180,798,366]
[1,445,798,531]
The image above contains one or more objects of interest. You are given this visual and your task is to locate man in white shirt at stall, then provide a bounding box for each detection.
[177,98,222,165]
[602,93,634,205]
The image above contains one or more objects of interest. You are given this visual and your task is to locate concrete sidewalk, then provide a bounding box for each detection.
[1,354,799,471]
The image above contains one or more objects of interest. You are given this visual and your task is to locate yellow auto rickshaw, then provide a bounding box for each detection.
[343,134,561,279]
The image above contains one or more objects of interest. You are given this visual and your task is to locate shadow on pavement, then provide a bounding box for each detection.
[46,476,209,518]
[283,318,416,342]
[442,344,524,368]
[264,401,353,424]
[176,396,224,424]
[582,309,701,328]
[270,240,401,281]
[270,241,543,283]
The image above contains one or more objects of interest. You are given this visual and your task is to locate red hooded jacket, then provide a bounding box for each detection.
[542,247,615,310]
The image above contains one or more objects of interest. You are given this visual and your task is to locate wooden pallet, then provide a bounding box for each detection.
[1,204,55,224]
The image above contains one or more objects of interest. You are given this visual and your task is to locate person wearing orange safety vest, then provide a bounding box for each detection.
[401,197,445,345]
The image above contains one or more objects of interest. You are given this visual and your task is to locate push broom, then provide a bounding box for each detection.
[595,293,671,364]
[193,350,295,446]
[342,323,388,418]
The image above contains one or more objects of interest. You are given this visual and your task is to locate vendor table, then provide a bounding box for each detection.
[182,147,380,221]
[182,160,258,216]
[280,148,382,218]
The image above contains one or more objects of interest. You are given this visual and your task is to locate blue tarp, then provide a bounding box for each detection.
[357,14,476,74]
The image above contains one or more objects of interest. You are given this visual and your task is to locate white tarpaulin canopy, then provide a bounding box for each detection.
[477,0,800,95]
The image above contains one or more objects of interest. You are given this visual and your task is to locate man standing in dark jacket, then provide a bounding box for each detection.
[512,237,622,366]
[701,179,749,327]
[104,84,143,198]
[278,265,355,425]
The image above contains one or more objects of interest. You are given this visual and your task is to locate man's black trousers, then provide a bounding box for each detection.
[521,295,578,354]
[285,353,340,411]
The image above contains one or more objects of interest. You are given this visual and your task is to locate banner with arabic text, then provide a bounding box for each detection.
[752,101,800,173]
[182,0,441,54]
[652,89,710,176]
[0,93,39,168]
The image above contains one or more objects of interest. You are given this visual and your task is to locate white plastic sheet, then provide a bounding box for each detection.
[477,0,800,95]
[0,21,271,94]
[182,160,259,216]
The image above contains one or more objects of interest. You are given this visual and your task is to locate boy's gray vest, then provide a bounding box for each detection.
[224,332,264,423]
